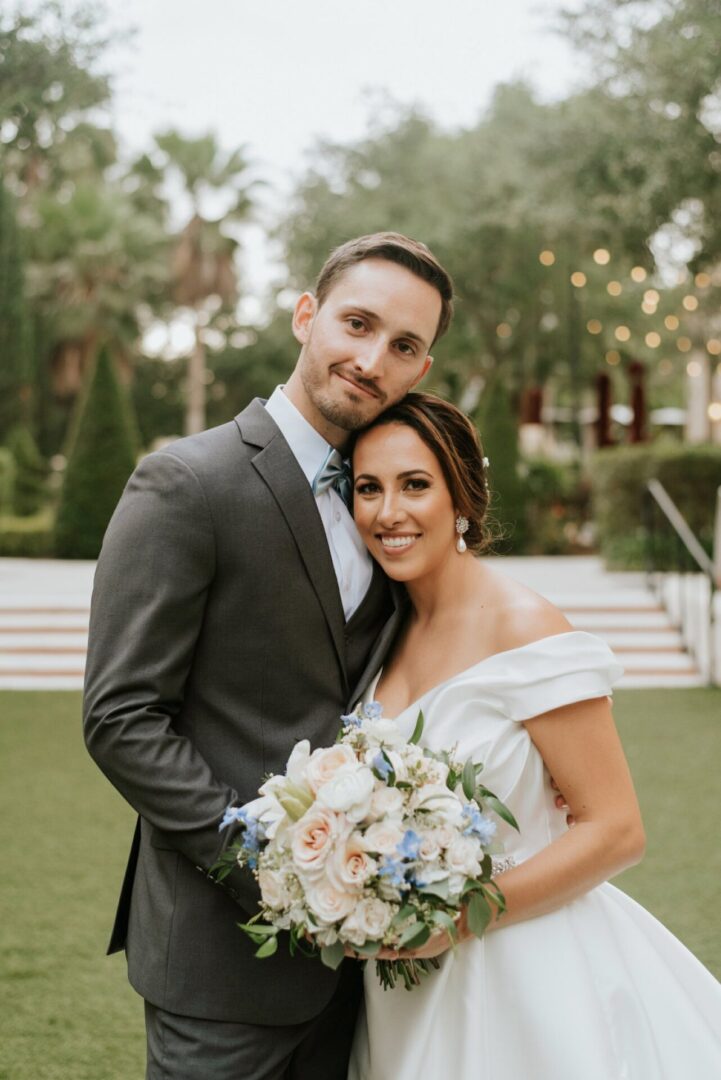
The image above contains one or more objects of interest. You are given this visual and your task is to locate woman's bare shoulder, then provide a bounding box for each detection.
[476,563,573,653]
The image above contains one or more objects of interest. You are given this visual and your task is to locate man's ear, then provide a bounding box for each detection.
[411,355,433,388]
[292,292,317,345]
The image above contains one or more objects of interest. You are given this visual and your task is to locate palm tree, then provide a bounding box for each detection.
[154,131,254,434]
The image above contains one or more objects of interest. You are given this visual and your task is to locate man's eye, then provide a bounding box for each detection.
[348,318,366,331]
[396,341,416,356]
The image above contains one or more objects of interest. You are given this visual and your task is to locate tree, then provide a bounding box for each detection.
[0,182,33,440]
[4,425,46,515]
[154,130,254,434]
[54,347,138,558]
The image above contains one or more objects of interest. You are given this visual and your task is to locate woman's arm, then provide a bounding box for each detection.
[483,692,646,930]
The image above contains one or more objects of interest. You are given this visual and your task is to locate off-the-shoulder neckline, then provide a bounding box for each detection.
[368,630,608,721]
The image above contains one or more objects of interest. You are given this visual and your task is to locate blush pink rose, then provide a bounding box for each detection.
[306,744,357,794]
[291,807,349,877]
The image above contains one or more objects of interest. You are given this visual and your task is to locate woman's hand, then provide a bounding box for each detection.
[346,908,473,962]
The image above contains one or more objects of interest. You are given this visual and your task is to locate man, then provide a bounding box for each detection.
[83,232,454,1079]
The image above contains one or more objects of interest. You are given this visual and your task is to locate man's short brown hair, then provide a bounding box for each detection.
[314,232,454,345]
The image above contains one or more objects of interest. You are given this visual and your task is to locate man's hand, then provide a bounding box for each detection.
[550,776,575,826]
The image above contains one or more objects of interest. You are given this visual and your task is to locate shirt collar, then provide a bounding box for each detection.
[264,385,336,487]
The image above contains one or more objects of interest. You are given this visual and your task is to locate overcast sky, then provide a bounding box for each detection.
[103,0,585,313]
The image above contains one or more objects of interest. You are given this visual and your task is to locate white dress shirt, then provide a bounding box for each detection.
[264,386,373,621]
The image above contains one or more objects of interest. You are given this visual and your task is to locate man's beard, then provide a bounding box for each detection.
[300,361,387,432]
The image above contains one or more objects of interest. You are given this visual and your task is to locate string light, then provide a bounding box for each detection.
[645,332,661,348]
[630,266,647,282]
[570,271,587,287]
[686,361,702,376]
[707,339,721,355]
[593,248,611,265]
[664,315,680,331]
[607,281,623,296]
[708,403,721,422]
[642,301,658,314]
[644,289,660,304]
[677,337,692,352]
[606,350,621,365]
[539,250,555,266]
[614,326,631,342]
[496,322,512,338]
[695,272,711,288]
[586,319,603,334]
[682,295,699,311]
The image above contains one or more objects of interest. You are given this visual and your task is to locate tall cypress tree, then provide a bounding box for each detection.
[475,378,528,554]
[54,348,138,559]
[0,181,32,441]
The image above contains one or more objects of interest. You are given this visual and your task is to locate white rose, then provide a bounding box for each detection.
[417,829,442,861]
[258,867,289,910]
[325,834,376,891]
[316,764,375,823]
[362,718,406,749]
[368,786,405,821]
[304,880,357,925]
[414,784,464,824]
[434,824,457,849]
[286,739,312,786]
[445,835,482,877]
[362,820,406,856]
[341,898,394,947]
[306,744,357,794]
[291,807,349,877]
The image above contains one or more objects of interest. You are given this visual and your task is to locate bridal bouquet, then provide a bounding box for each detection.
[214,701,518,990]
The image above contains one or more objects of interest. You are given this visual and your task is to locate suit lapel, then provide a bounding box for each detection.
[348,578,408,708]
[236,401,348,688]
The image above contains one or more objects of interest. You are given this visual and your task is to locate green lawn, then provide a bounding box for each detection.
[1,689,720,1079]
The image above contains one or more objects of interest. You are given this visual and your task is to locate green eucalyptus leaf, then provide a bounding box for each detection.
[485,794,520,832]
[352,940,382,957]
[398,921,431,949]
[462,759,476,800]
[254,936,279,958]
[467,892,492,939]
[392,904,416,925]
[320,941,346,970]
[419,879,450,900]
[410,709,425,745]
[431,910,458,939]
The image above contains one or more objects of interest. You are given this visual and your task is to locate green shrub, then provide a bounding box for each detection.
[54,348,139,560]
[0,511,54,556]
[522,458,592,555]
[0,447,15,515]
[4,424,47,516]
[475,380,527,553]
[590,443,721,570]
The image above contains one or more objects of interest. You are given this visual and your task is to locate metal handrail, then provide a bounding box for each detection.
[646,479,717,584]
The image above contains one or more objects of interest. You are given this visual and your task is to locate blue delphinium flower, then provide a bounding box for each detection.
[362,700,383,720]
[396,829,422,861]
[378,856,409,890]
[372,751,393,780]
[462,805,497,846]
[340,711,362,728]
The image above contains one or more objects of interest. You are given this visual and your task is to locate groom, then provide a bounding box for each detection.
[83,232,454,1079]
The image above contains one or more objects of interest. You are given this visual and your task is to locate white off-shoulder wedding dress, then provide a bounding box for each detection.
[349,631,721,1080]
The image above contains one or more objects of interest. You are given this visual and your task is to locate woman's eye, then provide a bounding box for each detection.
[355,482,380,495]
[405,478,429,491]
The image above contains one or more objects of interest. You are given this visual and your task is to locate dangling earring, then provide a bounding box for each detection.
[455,514,469,554]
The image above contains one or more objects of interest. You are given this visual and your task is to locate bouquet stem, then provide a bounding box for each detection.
[375,956,441,991]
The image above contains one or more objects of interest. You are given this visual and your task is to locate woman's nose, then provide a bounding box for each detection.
[376,492,406,526]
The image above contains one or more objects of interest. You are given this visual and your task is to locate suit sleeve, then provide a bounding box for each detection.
[82,449,256,910]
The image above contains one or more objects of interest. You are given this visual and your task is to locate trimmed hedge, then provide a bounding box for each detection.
[590,443,721,569]
[0,447,15,515]
[0,511,54,557]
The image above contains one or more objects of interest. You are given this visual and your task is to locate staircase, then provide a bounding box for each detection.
[0,557,706,691]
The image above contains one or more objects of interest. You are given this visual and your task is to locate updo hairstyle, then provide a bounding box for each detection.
[353,392,494,555]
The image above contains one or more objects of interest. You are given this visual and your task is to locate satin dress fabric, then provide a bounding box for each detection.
[349,631,721,1080]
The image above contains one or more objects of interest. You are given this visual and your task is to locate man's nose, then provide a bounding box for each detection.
[352,337,386,378]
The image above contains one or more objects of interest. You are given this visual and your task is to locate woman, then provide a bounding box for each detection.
[347,392,721,1079]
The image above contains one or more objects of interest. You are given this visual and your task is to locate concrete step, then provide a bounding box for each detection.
[567,611,673,630]
[618,672,707,689]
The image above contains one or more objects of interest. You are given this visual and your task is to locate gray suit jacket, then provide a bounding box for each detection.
[83,400,404,1024]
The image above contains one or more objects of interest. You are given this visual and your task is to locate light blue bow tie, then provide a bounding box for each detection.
[311,447,352,508]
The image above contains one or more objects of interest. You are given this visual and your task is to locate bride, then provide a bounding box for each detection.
[347,392,721,1079]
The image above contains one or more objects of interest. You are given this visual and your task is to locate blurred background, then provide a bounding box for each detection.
[1,0,720,566]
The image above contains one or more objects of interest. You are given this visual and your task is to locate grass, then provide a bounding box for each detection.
[1,688,720,1078]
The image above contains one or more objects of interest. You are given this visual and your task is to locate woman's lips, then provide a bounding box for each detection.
[378,534,420,552]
